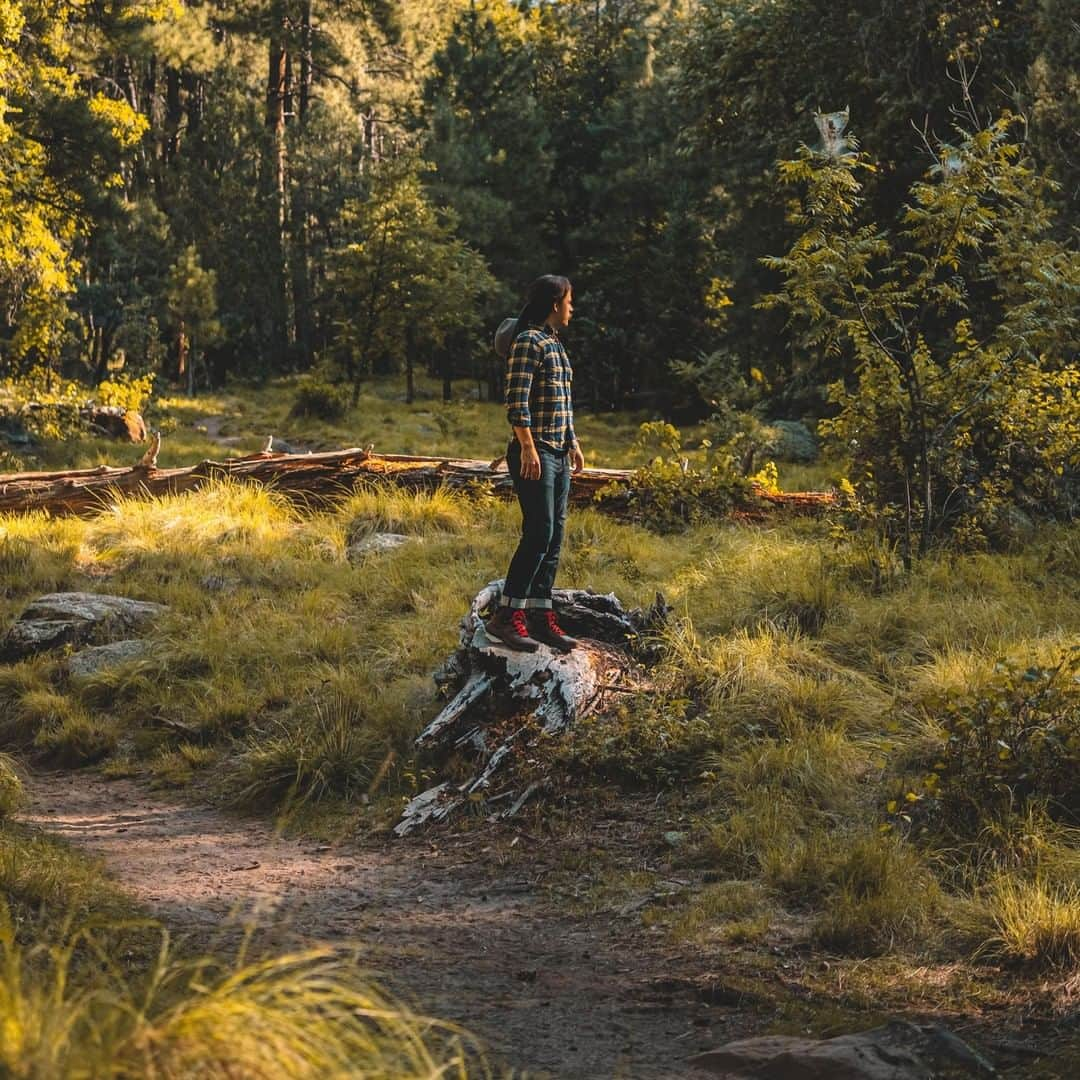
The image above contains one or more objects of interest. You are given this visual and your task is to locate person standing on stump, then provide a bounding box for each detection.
[486,275,586,653]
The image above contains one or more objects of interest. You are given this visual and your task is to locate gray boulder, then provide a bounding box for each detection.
[346,532,412,563]
[1,592,166,662]
[689,1021,996,1080]
[66,639,151,679]
[761,419,819,463]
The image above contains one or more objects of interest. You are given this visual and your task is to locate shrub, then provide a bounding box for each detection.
[288,376,351,421]
[762,111,1080,555]
[598,422,753,532]
[904,647,1080,835]
[760,419,818,463]
[95,373,156,413]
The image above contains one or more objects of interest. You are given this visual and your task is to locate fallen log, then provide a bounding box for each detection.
[395,582,667,836]
[0,436,837,518]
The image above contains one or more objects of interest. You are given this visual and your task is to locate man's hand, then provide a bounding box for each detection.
[521,445,542,480]
[570,443,585,473]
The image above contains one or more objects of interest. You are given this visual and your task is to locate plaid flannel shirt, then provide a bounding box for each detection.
[504,324,577,451]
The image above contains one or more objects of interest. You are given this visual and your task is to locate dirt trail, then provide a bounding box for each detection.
[23,770,731,1079]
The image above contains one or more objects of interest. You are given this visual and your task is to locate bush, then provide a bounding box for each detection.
[762,112,1080,554]
[598,422,753,532]
[288,376,351,421]
[760,419,818,463]
[905,647,1080,834]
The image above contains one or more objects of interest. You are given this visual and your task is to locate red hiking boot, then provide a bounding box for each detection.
[485,607,540,652]
[528,610,579,653]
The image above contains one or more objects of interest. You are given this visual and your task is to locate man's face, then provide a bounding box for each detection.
[552,289,574,329]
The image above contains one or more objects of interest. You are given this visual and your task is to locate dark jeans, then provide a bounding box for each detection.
[501,440,571,609]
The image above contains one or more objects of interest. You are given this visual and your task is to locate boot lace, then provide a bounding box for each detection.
[543,611,565,636]
[510,610,531,637]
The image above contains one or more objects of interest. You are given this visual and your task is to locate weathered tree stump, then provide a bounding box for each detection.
[394,582,668,836]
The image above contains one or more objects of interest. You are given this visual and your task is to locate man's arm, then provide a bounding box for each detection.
[506,335,542,479]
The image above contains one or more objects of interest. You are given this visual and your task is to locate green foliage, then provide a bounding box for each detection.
[94,373,156,413]
[558,694,714,787]
[675,0,1059,407]
[598,422,752,531]
[330,158,496,398]
[903,648,1080,835]
[762,111,1080,555]
[288,376,351,422]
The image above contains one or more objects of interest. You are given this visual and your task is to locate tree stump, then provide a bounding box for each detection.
[395,582,668,836]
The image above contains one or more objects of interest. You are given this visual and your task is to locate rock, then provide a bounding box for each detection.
[690,1021,996,1080]
[18,403,147,442]
[761,419,819,463]
[988,505,1036,551]
[200,574,236,593]
[65,640,150,679]
[82,406,147,443]
[1,592,166,662]
[346,532,411,562]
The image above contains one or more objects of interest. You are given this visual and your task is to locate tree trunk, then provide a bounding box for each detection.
[395,583,667,835]
[405,322,416,404]
[176,320,188,385]
[266,13,292,363]
[164,66,182,162]
[187,333,197,398]
[0,447,837,519]
[290,0,314,369]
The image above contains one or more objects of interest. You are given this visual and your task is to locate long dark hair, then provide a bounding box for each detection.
[512,275,572,342]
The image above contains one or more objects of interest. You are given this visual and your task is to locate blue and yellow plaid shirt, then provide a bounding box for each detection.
[505,324,577,451]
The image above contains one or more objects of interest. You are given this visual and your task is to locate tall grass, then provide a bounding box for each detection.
[1,411,1079,980]
[0,907,482,1079]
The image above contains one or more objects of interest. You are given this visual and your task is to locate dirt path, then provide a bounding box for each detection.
[22,770,735,1079]
[195,414,315,455]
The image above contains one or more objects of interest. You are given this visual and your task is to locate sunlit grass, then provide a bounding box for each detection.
[0,405,1078,997]
[0,902,482,1079]
[961,877,1080,969]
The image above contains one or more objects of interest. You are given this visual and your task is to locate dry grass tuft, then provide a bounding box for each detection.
[0,905,483,1079]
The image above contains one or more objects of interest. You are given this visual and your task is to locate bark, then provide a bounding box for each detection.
[291,0,314,368]
[395,583,667,836]
[266,12,292,360]
[0,446,837,519]
[164,66,182,162]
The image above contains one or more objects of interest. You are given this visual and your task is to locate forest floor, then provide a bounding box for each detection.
[23,769,746,1079]
[5,377,1079,1077]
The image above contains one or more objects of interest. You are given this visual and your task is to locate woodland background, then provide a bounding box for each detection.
[2,0,1076,412]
